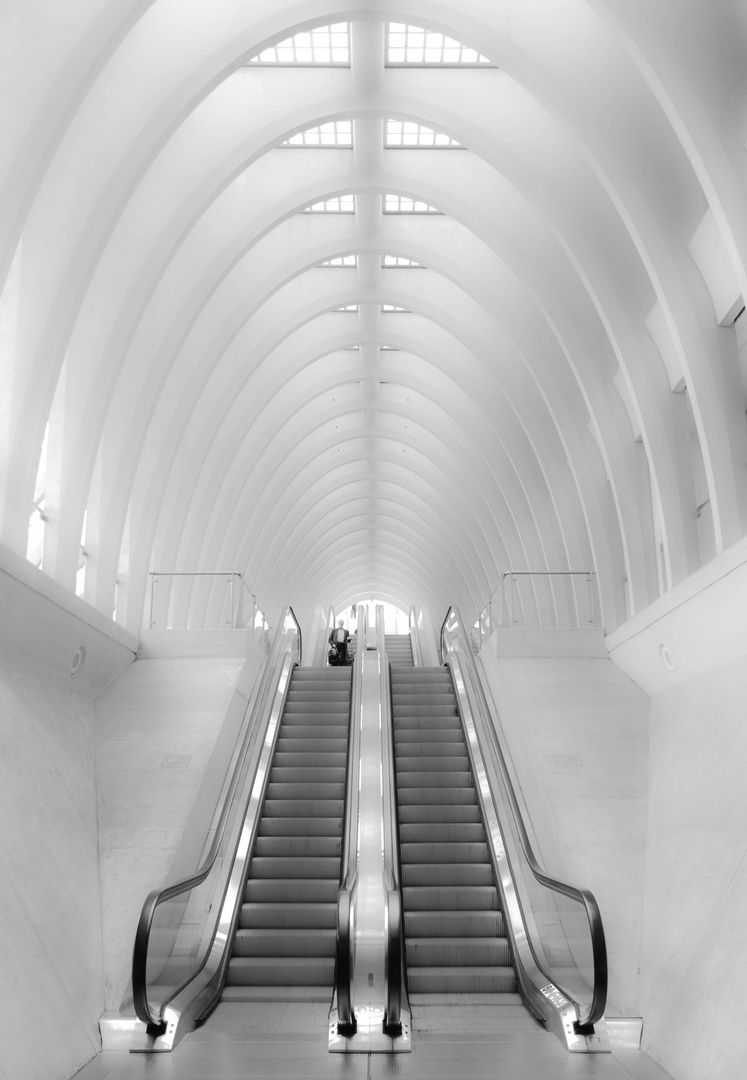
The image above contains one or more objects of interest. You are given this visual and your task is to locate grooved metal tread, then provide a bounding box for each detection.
[223,665,351,997]
[392,665,516,997]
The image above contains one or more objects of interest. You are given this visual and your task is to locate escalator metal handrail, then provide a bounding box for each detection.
[440,606,607,1031]
[132,606,302,1029]
[408,605,424,667]
[377,606,404,1034]
[335,608,366,1033]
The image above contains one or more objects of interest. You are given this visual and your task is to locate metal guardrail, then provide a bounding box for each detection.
[334,607,366,1034]
[377,606,405,1035]
[440,606,607,1043]
[131,607,301,1045]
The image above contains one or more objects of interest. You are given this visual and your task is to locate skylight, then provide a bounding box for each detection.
[304,195,355,213]
[319,255,357,267]
[387,24,491,65]
[336,303,359,311]
[283,121,353,147]
[382,304,410,312]
[385,120,461,148]
[249,24,350,65]
[382,255,424,268]
[384,194,441,214]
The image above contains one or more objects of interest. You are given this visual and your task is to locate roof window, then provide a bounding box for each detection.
[387,24,491,65]
[249,23,350,65]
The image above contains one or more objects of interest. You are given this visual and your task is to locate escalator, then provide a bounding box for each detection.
[222,666,352,1001]
[390,666,516,998]
[385,633,413,666]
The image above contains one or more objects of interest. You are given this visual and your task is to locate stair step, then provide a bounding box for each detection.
[245,879,339,903]
[249,856,340,879]
[233,929,336,957]
[265,782,345,801]
[226,957,335,986]
[398,804,482,824]
[406,967,515,994]
[273,752,347,768]
[258,817,342,837]
[402,885,499,911]
[400,823,485,843]
[254,835,341,858]
[262,799,344,818]
[402,863,494,887]
[406,937,511,967]
[269,767,346,784]
[400,842,489,864]
[397,770,472,788]
[397,787,477,806]
[240,902,337,930]
[404,911,504,937]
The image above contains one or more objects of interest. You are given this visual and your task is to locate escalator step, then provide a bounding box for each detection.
[398,804,481,824]
[406,937,511,967]
[254,835,341,858]
[397,787,477,806]
[245,879,339,903]
[276,739,347,755]
[395,729,467,746]
[396,756,470,772]
[407,967,515,994]
[226,957,335,986]
[400,842,489,864]
[269,767,346,784]
[233,929,336,957]
[402,863,493,887]
[249,856,340,879]
[265,782,345,801]
[262,799,344,818]
[404,910,504,937]
[273,752,347,768]
[396,770,472,788]
[240,902,337,930]
[258,816,342,837]
[400,823,484,843]
[279,725,348,740]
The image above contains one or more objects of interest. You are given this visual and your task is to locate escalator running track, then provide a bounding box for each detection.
[391,666,517,999]
[222,666,352,1001]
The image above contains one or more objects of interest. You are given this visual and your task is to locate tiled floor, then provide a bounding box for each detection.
[73,1002,675,1080]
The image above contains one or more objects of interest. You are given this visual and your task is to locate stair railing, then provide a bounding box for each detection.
[408,605,424,667]
[335,607,366,1034]
[377,605,406,1035]
[131,607,301,1047]
[440,606,607,1041]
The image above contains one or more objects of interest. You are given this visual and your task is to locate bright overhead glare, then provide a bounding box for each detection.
[319,255,358,267]
[384,194,441,214]
[283,121,353,147]
[249,23,350,64]
[386,120,461,147]
[304,194,355,213]
[387,23,491,65]
[382,255,425,268]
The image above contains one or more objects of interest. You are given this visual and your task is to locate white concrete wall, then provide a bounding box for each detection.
[607,538,747,1080]
[0,665,104,1080]
[478,638,650,1017]
[0,545,137,1080]
[94,643,264,1011]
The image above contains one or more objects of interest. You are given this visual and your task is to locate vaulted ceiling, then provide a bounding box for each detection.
[1,1,746,638]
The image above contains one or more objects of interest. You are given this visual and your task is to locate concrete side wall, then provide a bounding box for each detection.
[606,538,747,1080]
[478,645,650,1016]
[94,646,264,1011]
[0,665,104,1080]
